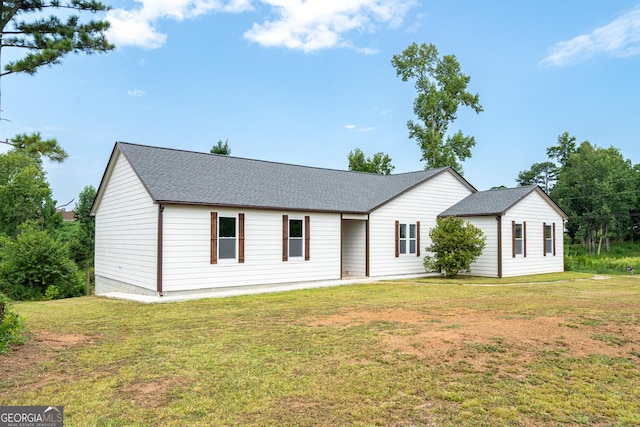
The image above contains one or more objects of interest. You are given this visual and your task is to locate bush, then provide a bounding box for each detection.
[424,216,486,278]
[0,293,26,353]
[0,222,84,300]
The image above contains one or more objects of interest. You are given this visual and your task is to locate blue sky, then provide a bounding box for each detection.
[2,0,640,207]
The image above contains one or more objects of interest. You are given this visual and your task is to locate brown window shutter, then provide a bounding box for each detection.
[238,213,245,264]
[553,222,556,256]
[282,214,288,262]
[543,222,547,257]
[523,221,527,257]
[395,221,399,257]
[304,215,310,261]
[512,221,516,258]
[416,221,421,257]
[210,212,218,264]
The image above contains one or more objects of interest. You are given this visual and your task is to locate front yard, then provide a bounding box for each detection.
[1,273,639,426]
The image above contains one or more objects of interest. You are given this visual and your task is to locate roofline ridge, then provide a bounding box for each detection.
[117,141,403,176]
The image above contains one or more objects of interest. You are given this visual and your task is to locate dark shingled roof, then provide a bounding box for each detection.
[439,186,543,217]
[115,142,473,213]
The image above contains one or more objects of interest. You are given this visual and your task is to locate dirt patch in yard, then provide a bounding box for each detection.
[0,330,94,392]
[311,308,639,368]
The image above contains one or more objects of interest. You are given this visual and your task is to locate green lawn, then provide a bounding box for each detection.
[2,273,639,426]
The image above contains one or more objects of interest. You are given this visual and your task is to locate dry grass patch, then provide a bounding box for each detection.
[1,274,639,426]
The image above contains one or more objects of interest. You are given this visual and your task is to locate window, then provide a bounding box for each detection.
[544,223,555,256]
[210,212,244,264]
[289,219,303,258]
[282,215,310,261]
[514,223,523,255]
[512,221,526,257]
[395,221,419,256]
[219,216,236,259]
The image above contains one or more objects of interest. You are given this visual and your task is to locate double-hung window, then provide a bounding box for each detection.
[512,221,526,257]
[289,219,303,258]
[544,223,555,256]
[282,215,310,261]
[219,216,237,259]
[210,212,245,264]
[514,223,523,255]
[395,221,420,256]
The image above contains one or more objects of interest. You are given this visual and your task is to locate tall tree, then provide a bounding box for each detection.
[0,150,60,237]
[546,132,577,168]
[72,185,96,266]
[0,0,114,123]
[552,142,638,254]
[210,139,231,155]
[516,161,557,193]
[347,148,395,175]
[0,0,114,158]
[517,132,578,193]
[391,42,483,173]
[1,132,67,162]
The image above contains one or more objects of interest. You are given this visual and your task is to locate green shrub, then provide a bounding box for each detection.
[424,216,486,278]
[0,293,26,353]
[0,222,84,300]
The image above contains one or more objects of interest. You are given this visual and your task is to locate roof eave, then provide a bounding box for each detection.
[154,200,369,215]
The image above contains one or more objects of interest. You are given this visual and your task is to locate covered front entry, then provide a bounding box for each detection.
[341,215,369,278]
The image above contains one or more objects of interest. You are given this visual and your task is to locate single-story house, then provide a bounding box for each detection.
[91,142,568,297]
[439,186,568,278]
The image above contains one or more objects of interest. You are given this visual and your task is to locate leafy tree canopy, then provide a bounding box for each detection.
[391,42,482,173]
[423,216,485,278]
[547,132,577,168]
[347,148,395,175]
[552,141,638,254]
[0,150,60,237]
[70,185,95,266]
[210,139,231,155]
[516,132,579,193]
[0,220,83,300]
[516,161,557,193]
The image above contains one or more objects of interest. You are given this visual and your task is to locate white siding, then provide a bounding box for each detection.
[465,216,499,277]
[369,171,473,277]
[161,206,341,292]
[501,191,565,277]
[94,153,158,293]
[341,219,367,277]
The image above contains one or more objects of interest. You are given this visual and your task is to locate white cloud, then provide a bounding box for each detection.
[344,124,374,132]
[106,0,416,52]
[244,0,416,52]
[107,9,167,49]
[541,6,640,67]
[127,88,146,97]
[357,126,374,132]
[107,0,254,49]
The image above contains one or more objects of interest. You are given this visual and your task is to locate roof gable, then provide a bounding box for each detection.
[439,186,568,219]
[93,142,476,214]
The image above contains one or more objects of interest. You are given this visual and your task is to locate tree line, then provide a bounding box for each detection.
[517,132,639,255]
[0,0,112,302]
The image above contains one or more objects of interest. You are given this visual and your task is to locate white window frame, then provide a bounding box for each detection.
[399,223,417,255]
[514,223,523,256]
[545,224,553,255]
[218,216,237,260]
[289,218,304,259]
